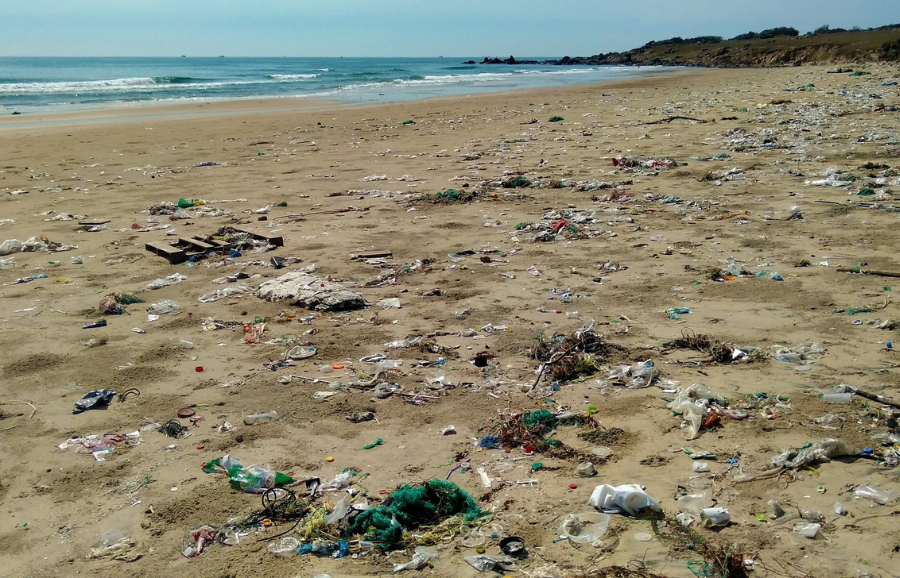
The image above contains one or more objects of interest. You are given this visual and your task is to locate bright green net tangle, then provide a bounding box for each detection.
[521,409,556,432]
[345,479,483,547]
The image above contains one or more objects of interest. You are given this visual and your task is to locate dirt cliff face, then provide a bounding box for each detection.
[483,27,900,68]
[600,29,900,68]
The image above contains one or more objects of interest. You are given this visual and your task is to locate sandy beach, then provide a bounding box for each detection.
[2,64,900,578]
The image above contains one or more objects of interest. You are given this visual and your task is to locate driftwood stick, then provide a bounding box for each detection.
[0,400,37,419]
[645,116,708,125]
[850,387,900,409]
[837,267,900,279]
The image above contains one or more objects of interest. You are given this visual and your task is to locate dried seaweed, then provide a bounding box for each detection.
[663,329,764,364]
[531,327,628,383]
[575,564,670,578]
[650,516,751,578]
[493,410,600,459]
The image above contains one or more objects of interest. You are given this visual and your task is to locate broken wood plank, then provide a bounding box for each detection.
[246,231,283,246]
[352,250,393,260]
[178,237,215,251]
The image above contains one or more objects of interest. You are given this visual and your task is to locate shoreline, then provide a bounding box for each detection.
[0,67,698,131]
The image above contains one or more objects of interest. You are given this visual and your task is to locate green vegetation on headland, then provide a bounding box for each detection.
[474,23,900,67]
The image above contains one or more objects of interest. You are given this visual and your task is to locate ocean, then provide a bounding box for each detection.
[0,57,672,115]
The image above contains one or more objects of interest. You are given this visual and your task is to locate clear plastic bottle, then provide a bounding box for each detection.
[244,411,277,425]
[821,393,852,404]
[268,536,301,557]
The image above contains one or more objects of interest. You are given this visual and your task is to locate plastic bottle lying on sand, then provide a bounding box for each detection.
[821,393,852,404]
[244,411,277,425]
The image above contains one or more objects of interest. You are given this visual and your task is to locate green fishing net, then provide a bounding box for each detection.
[345,479,482,547]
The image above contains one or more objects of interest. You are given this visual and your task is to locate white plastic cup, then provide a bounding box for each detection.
[700,507,730,527]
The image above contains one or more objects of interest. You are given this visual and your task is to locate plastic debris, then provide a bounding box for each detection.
[74,389,116,414]
[464,555,518,572]
[146,300,178,315]
[853,484,898,505]
[393,547,438,572]
[0,236,49,256]
[588,483,663,518]
[147,273,187,289]
[183,525,218,558]
[559,512,610,544]
[256,271,368,311]
[89,531,141,562]
[667,382,727,440]
[201,455,294,494]
[773,438,858,469]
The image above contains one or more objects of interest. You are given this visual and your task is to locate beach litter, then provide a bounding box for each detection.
[256,271,368,311]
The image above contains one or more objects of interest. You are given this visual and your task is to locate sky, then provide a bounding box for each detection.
[3,0,900,57]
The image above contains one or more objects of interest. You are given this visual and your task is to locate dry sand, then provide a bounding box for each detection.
[1,65,900,578]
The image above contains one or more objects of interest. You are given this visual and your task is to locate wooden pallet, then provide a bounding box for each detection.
[145,241,187,264]
[145,229,284,264]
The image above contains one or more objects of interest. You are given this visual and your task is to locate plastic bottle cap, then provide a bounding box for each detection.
[569,483,578,489]
[332,362,344,370]
[326,456,335,462]
[195,366,204,372]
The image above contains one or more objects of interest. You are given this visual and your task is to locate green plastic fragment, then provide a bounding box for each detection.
[363,438,384,450]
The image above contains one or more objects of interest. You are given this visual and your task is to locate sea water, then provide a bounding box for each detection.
[0,56,673,114]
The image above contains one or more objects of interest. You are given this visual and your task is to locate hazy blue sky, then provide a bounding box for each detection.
[4,0,900,57]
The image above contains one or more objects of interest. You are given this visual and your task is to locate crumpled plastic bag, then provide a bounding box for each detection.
[385,335,424,349]
[772,438,858,469]
[0,236,49,256]
[667,382,726,440]
[147,273,187,290]
[199,284,251,303]
[146,299,178,315]
[393,547,438,572]
[853,483,898,505]
[588,483,663,519]
[183,525,218,558]
[464,554,518,572]
[607,360,659,388]
[74,389,116,414]
[99,292,142,315]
